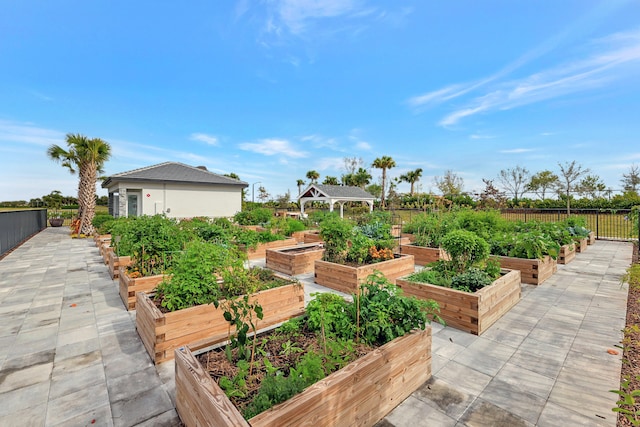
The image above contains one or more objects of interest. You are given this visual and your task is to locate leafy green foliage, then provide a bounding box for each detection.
[320,216,395,265]
[440,229,490,275]
[489,230,560,260]
[155,241,243,311]
[91,214,114,234]
[234,208,273,225]
[405,268,452,287]
[222,295,264,361]
[611,376,640,426]
[403,211,459,248]
[450,268,493,292]
[110,215,191,275]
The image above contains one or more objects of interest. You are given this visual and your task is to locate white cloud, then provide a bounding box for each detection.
[0,120,65,147]
[499,148,535,154]
[355,141,371,150]
[274,0,365,35]
[414,28,640,126]
[239,138,308,158]
[469,134,496,140]
[190,133,219,146]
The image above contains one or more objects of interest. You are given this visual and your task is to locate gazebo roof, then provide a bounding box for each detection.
[298,184,375,201]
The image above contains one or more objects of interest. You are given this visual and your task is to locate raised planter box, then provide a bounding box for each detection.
[107,251,131,280]
[497,255,557,285]
[245,238,297,260]
[175,327,432,427]
[588,231,596,245]
[136,282,305,364]
[100,243,112,264]
[401,233,416,243]
[575,237,588,253]
[265,243,325,276]
[290,231,306,244]
[399,244,450,266]
[303,230,323,243]
[94,233,111,248]
[396,269,521,335]
[314,254,415,294]
[558,243,576,265]
[119,269,166,311]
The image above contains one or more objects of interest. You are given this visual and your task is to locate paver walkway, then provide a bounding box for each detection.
[0,228,632,426]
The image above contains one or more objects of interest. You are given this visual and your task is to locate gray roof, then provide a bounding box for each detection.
[299,184,375,200]
[102,162,248,188]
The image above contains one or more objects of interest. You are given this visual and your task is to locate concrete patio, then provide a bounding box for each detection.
[0,227,631,426]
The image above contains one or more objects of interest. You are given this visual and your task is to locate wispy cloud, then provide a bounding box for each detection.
[271,0,368,35]
[499,148,535,154]
[469,134,496,140]
[0,120,65,147]
[433,28,640,126]
[190,133,219,146]
[239,138,308,158]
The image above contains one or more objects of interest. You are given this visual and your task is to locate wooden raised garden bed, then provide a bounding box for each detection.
[588,231,596,245]
[100,243,112,264]
[118,269,166,311]
[399,244,450,266]
[136,282,305,364]
[497,255,557,286]
[265,243,325,276]
[558,244,576,265]
[575,237,588,253]
[303,230,323,243]
[245,238,297,260]
[290,231,306,244]
[94,233,111,248]
[107,250,131,280]
[396,269,521,335]
[174,326,432,427]
[314,254,415,294]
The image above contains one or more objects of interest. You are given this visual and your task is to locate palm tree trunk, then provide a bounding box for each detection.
[78,162,97,235]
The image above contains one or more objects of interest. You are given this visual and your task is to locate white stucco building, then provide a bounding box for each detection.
[101,162,248,219]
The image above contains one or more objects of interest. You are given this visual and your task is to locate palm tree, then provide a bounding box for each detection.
[47,133,111,235]
[306,170,320,184]
[322,176,339,185]
[353,168,372,189]
[296,179,306,195]
[399,168,423,195]
[372,156,396,207]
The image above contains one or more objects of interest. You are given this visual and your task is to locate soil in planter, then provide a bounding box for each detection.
[278,245,323,255]
[196,323,375,419]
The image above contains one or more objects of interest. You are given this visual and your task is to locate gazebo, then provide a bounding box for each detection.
[298,184,376,218]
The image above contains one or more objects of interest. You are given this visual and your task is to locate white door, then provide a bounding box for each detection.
[127,193,139,217]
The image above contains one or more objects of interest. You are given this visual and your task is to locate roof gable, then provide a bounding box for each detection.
[299,184,375,200]
[102,162,248,188]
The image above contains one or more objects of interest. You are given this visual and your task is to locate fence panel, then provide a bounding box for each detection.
[0,209,47,257]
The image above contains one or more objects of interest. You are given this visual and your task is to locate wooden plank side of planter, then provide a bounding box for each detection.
[118,270,166,310]
[137,283,305,364]
[265,244,325,276]
[497,255,556,285]
[314,255,415,294]
[476,270,521,334]
[303,231,323,243]
[558,244,576,265]
[101,244,112,264]
[290,231,306,244]
[246,238,297,260]
[575,238,588,253]
[175,328,432,427]
[107,252,131,280]
[401,233,416,243]
[398,245,450,266]
[396,270,520,335]
[175,346,251,427]
[588,231,596,245]
[135,291,166,362]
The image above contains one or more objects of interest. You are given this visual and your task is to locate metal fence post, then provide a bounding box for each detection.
[596,210,599,240]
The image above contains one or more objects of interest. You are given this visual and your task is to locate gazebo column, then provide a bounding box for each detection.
[367,200,374,212]
[339,201,345,218]
[300,199,306,217]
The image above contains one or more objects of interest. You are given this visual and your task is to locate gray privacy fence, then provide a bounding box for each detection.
[0,209,47,258]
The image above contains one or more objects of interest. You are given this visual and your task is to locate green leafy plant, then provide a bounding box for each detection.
[222,295,264,366]
[440,229,490,275]
[611,376,640,426]
[234,207,273,225]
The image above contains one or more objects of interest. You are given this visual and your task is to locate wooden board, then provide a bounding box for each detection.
[118,270,166,310]
[398,245,450,266]
[396,269,521,335]
[303,231,323,243]
[107,252,131,280]
[245,238,297,260]
[497,255,556,285]
[558,244,576,265]
[314,255,415,294]
[175,327,432,427]
[136,282,305,364]
[575,238,588,253]
[265,243,325,275]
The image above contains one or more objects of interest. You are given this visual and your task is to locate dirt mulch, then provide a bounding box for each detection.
[617,242,640,426]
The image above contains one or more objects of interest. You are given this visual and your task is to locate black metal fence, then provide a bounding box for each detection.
[500,208,637,241]
[0,209,47,258]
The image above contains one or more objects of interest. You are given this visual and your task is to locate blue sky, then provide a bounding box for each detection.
[1,0,639,202]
